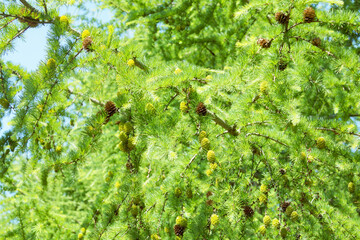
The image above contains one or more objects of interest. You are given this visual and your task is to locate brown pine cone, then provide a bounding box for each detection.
[105,101,117,117]
[275,12,289,24]
[83,36,93,51]
[243,206,254,217]
[174,224,186,236]
[281,201,291,212]
[278,59,288,71]
[18,8,39,28]
[311,37,321,47]
[257,38,271,48]
[206,199,214,206]
[196,102,207,116]
[303,7,316,23]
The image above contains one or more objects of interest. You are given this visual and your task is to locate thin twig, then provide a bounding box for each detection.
[0,18,16,31]
[6,26,30,46]
[42,0,48,15]
[246,132,288,147]
[180,152,199,177]
[315,127,360,137]
[144,203,156,214]
[290,36,336,58]
[240,121,270,129]
[67,88,104,106]
[98,193,129,239]
[157,193,168,233]
[163,92,179,111]
[112,228,130,240]
[190,77,208,84]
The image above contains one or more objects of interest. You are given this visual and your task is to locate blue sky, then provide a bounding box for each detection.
[3,2,114,71]
[0,3,114,135]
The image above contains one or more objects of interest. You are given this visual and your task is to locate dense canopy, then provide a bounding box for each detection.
[1,0,360,239]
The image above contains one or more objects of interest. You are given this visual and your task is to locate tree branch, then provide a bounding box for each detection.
[181,152,199,177]
[67,88,104,107]
[207,110,239,136]
[98,193,129,239]
[290,36,336,58]
[6,26,30,47]
[19,0,38,13]
[42,0,48,15]
[246,132,288,147]
[315,127,360,137]
[163,91,179,111]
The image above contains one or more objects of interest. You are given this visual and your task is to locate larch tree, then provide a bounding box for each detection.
[0,0,360,240]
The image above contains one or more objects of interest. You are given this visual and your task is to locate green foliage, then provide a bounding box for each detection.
[1,0,360,240]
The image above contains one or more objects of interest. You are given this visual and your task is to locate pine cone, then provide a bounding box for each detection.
[83,36,93,51]
[281,201,291,212]
[105,101,117,117]
[174,224,185,236]
[275,12,289,24]
[18,8,39,28]
[311,37,321,47]
[186,189,193,198]
[303,7,316,23]
[196,102,207,116]
[243,206,254,217]
[278,59,288,71]
[206,199,213,206]
[257,38,271,48]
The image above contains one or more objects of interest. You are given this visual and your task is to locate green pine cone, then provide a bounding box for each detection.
[175,187,182,197]
[199,131,207,142]
[291,211,299,221]
[180,101,189,113]
[263,215,271,227]
[260,81,269,94]
[272,218,280,229]
[260,184,267,193]
[176,216,187,228]
[348,182,355,193]
[316,137,326,149]
[207,150,216,163]
[201,138,210,150]
[145,103,156,114]
[285,206,294,216]
[259,225,266,235]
